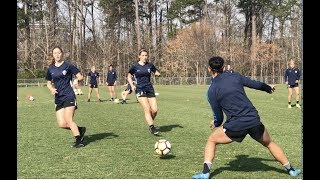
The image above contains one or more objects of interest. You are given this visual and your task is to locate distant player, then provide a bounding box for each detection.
[86,66,102,102]
[106,64,118,101]
[127,48,161,135]
[284,60,301,108]
[192,56,301,179]
[45,46,86,148]
[120,75,137,104]
[224,64,234,73]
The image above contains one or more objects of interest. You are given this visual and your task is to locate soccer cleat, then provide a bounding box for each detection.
[192,172,210,179]
[87,99,90,102]
[288,168,301,177]
[149,126,160,135]
[121,100,128,104]
[71,141,85,148]
[288,104,292,108]
[296,104,301,108]
[99,99,103,102]
[80,127,86,142]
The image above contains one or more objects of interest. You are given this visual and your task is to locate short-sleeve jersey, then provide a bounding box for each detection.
[284,67,300,85]
[45,61,80,104]
[207,72,272,131]
[106,70,117,83]
[88,71,99,85]
[128,62,157,91]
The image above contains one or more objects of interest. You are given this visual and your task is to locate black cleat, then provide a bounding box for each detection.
[149,126,160,135]
[87,99,90,102]
[80,127,86,142]
[99,99,103,102]
[71,141,85,148]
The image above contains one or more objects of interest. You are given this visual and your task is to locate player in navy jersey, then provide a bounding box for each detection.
[284,60,301,108]
[45,46,86,148]
[224,64,234,73]
[120,75,137,104]
[128,48,161,135]
[86,65,102,102]
[106,65,118,101]
[192,56,301,179]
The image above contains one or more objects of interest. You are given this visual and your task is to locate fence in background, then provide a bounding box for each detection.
[17,76,302,87]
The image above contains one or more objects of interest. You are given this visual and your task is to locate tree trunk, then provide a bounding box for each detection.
[135,0,141,51]
[250,3,257,78]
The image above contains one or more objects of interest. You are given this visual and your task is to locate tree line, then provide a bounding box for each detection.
[17,0,302,84]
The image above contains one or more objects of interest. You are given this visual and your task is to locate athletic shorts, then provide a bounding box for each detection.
[288,83,299,88]
[107,82,115,86]
[136,89,155,98]
[223,123,265,142]
[89,84,98,88]
[55,99,77,111]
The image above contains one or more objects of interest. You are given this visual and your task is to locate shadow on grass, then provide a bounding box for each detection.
[209,155,288,178]
[84,132,118,145]
[159,154,176,159]
[158,124,183,132]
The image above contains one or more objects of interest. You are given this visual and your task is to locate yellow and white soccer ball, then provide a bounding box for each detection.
[114,98,120,104]
[154,139,171,156]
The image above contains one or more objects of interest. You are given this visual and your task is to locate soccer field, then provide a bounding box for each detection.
[17,85,302,179]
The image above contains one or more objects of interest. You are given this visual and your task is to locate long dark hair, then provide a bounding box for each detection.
[47,53,54,66]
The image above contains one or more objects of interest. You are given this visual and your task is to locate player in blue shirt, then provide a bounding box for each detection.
[192,56,301,179]
[45,46,86,148]
[224,64,234,73]
[106,65,118,101]
[284,60,301,108]
[128,48,161,135]
[86,65,102,102]
[120,75,137,104]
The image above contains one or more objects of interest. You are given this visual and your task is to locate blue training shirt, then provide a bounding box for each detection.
[107,70,117,83]
[45,61,80,105]
[284,67,300,85]
[128,62,157,91]
[207,72,272,131]
[88,71,99,85]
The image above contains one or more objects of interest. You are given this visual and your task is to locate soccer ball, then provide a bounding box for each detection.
[154,139,171,156]
[28,95,35,101]
[114,98,120,104]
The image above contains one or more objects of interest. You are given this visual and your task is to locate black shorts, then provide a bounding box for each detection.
[224,123,265,142]
[288,83,299,88]
[89,84,98,88]
[55,99,78,111]
[136,89,155,98]
[107,82,115,86]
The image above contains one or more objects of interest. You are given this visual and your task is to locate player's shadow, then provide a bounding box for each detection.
[209,154,288,178]
[84,132,118,145]
[158,124,183,132]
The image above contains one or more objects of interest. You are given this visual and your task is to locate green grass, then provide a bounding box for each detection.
[17,84,302,179]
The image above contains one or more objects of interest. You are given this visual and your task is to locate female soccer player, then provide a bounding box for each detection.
[120,75,136,104]
[192,56,301,179]
[106,64,117,101]
[127,48,161,135]
[45,46,86,148]
[284,60,301,108]
[86,65,102,102]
